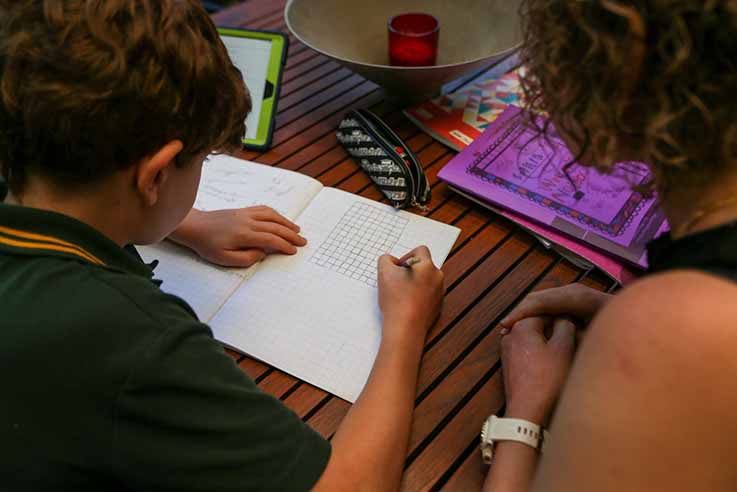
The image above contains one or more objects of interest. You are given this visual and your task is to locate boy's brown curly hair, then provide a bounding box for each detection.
[0,0,250,193]
[519,0,737,195]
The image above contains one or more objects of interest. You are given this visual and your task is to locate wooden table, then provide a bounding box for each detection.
[213,2,617,490]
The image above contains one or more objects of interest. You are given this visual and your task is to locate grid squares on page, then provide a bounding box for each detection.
[310,203,409,287]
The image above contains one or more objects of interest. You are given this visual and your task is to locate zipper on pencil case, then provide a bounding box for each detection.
[352,110,431,210]
[354,109,431,208]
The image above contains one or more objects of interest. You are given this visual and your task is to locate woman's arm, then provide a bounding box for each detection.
[531,272,737,492]
[483,317,576,492]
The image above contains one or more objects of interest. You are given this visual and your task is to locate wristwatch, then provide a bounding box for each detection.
[480,415,550,464]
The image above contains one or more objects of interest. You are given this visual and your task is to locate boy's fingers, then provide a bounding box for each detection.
[251,233,299,255]
[378,254,401,270]
[398,252,415,264]
[414,245,432,260]
[252,222,307,247]
[218,249,266,268]
[251,207,301,232]
[398,245,432,264]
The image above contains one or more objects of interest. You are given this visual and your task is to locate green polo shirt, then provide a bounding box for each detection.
[0,202,331,491]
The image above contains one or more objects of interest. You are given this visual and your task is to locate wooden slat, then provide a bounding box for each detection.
[243,90,386,164]
[281,61,343,97]
[284,383,330,418]
[225,349,243,362]
[402,373,506,492]
[278,67,357,112]
[243,9,284,29]
[238,356,270,381]
[275,76,376,130]
[274,83,381,145]
[258,371,300,399]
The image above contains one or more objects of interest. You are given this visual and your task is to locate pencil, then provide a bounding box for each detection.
[400,257,421,268]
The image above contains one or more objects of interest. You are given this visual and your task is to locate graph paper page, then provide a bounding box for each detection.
[210,187,460,402]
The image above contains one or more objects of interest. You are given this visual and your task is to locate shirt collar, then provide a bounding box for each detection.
[0,202,155,280]
[647,220,737,275]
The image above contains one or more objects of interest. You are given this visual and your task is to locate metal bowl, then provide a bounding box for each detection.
[285,0,522,105]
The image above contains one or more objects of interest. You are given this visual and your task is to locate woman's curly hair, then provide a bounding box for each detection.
[519,0,737,195]
[0,0,251,193]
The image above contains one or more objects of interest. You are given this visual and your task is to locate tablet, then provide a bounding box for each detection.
[218,28,289,151]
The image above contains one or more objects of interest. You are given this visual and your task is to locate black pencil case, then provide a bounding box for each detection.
[337,109,431,210]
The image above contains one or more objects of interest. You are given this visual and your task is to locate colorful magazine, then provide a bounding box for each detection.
[438,106,670,279]
[404,69,525,151]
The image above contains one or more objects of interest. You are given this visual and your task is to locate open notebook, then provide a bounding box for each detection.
[137,155,460,402]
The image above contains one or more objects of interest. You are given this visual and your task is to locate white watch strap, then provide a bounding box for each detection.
[481,415,550,464]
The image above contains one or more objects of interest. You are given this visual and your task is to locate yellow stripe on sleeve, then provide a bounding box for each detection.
[0,231,105,266]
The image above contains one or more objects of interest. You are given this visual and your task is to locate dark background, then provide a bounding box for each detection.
[203,0,242,13]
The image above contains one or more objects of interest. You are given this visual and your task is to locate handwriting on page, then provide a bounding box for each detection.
[309,203,410,287]
[194,156,312,217]
[199,177,294,207]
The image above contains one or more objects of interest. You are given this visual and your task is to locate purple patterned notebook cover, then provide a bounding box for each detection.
[438,106,669,268]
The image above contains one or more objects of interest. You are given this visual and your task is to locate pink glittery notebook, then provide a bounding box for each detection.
[439,106,670,280]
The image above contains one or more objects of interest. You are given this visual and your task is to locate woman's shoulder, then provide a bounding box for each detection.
[539,270,737,489]
[606,269,737,324]
[590,269,737,374]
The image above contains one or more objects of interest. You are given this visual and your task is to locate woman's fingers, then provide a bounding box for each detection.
[549,317,576,352]
[501,284,608,328]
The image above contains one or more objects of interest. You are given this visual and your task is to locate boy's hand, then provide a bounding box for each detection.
[378,246,445,344]
[169,207,307,268]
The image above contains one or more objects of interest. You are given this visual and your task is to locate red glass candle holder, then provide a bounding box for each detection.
[388,13,440,67]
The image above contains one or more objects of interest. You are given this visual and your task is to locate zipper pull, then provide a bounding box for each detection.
[394,146,412,167]
[411,198,430,213]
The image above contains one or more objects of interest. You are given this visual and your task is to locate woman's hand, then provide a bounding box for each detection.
[378,246,445,345]
[501,317,576,426]
[169,207,307,268]
[501,284,613,330]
